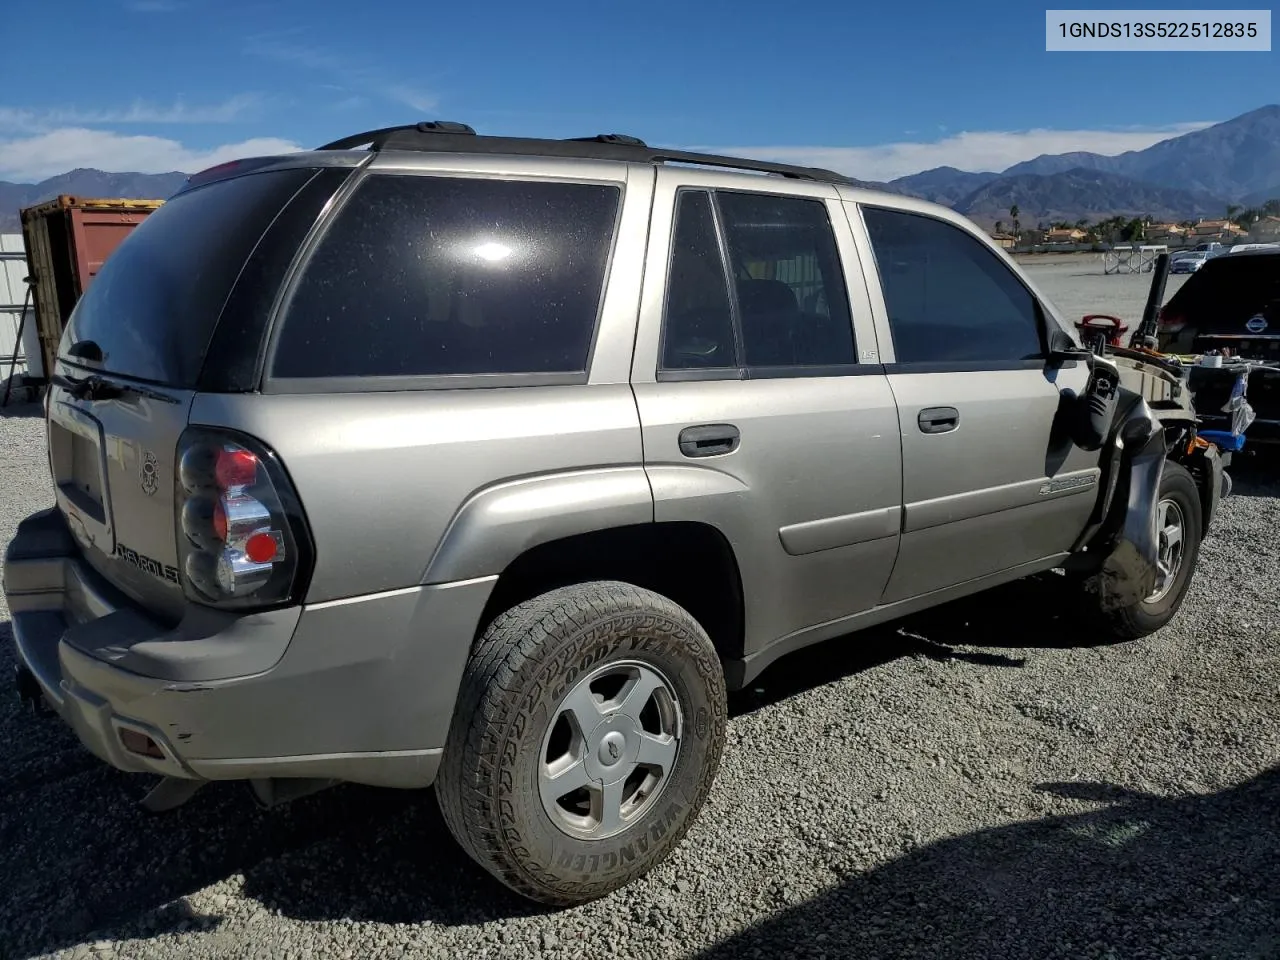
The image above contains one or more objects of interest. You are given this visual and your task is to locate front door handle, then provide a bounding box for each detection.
[679,424,741,458]
[918,406,959,434]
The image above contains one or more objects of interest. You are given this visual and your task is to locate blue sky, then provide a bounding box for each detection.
[0,0,1275,182]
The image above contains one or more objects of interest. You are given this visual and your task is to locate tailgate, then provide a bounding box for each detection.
[47,374,194,621]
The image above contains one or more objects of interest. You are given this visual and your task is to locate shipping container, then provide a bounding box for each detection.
[20,195,164,379]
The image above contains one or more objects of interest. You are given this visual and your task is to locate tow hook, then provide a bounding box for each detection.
[14,664,52,717]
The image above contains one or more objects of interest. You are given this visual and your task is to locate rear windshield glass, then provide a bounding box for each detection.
[59,168,314,387]
[1166,253,1280,330]
[269,173,621,381]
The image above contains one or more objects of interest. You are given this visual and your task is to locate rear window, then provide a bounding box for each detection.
[59,168,314,387]
[269,173,622,382]
[1167,253,1280,330]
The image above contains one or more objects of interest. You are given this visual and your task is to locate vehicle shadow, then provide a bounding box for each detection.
[0,622,539,960]
[1226,451,1280,498]
[730,573,1088,718]
[0,397,43,418]
[691,766,1280,960]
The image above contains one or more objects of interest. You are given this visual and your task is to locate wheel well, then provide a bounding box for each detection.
[476,522,745,663]
[1160,417,1216,531]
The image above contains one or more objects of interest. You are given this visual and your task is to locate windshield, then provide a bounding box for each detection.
[59,167,314,387]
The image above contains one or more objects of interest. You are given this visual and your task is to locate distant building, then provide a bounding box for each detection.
[1043,228,1086,243]
[989,232,1017,249]
[1191,219,1247,241]
[1146,223,1186,243]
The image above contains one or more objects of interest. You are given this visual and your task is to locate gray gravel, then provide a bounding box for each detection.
[2,300,1279,959]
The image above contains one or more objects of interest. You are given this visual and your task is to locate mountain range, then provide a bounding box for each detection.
[882,104,1280,228]
[0,170,189,233]
[1,104,1277,234]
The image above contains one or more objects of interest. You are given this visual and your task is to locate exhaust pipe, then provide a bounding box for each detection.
[14,664,51,716]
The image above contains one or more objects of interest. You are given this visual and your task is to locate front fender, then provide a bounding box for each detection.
[1081,397,1165,610]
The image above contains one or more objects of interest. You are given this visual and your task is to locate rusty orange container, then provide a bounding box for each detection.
[20,195,165,378]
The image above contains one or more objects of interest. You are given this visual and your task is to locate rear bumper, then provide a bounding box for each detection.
[4,508,495,788]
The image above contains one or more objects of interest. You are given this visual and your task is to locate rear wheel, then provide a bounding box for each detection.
[1084,461,1203,639]
[436,581,727,906]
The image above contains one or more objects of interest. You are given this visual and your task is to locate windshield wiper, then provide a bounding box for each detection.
[52,372,179,405]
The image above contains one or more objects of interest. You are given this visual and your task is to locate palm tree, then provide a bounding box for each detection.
[994,220,1004,234]
[1010,204,1020,237]
[1226,204,1241,223]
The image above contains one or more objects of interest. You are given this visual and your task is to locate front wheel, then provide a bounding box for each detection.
[1084,460,1203,639]
[435,581,727,906]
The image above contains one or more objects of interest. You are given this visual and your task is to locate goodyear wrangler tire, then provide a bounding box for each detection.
[436,581,727,906]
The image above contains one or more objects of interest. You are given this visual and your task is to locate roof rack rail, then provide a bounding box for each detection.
[317,121,476,151]
[565,133,648,146]
[313,123,856,186]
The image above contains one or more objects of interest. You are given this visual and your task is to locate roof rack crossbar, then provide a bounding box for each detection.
[320,127,856,186]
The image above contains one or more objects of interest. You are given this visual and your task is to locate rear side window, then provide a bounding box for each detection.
[718,191,856,369]
[659,188,856,376]
[662,191,738,370]
[271,174,622,381]
[863,206,1043,366]
[59,168,314,387]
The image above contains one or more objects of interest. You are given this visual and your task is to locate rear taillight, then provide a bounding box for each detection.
[174,428,313,609]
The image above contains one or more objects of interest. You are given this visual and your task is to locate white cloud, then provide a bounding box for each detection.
[0,128,302,182]
[0,95,263,133]
[705,122,1216,182]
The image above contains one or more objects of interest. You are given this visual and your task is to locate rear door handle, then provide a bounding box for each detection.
[679,424,741,458]
[918,406,959,434]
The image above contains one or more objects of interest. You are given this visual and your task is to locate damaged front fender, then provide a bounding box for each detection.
[1076,397,1166,611]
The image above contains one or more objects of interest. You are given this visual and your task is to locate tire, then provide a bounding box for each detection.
[435,580,727,906]
[1086,460,1203,640]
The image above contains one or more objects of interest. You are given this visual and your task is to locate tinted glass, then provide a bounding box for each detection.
[60,168,313,387]
[717,191,855,368]
[661,190,737,370]
[863,207,1042,365]
[1165,253,1280,333]
[272,174,621,380]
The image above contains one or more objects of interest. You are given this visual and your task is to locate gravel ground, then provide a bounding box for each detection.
[2,261,1278,960]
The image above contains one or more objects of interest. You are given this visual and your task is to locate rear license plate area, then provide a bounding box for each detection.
[48,402,113,533]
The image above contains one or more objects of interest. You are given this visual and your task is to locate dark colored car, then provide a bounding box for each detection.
[1158,250,1280,446]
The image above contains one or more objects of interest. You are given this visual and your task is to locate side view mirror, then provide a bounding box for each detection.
[1065,354,1121,451]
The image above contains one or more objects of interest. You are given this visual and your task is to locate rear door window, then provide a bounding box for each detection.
[717,190,856,370]
[59,168,315,387]
[270,174,622,382]
[659,188,856,377]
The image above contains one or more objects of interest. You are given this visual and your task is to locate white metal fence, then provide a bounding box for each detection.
[1,233,38,384]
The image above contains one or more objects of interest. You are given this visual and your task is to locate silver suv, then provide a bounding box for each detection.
[4,122,1227,906]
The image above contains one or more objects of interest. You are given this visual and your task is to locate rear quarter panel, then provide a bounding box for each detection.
[188,385,647,603]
